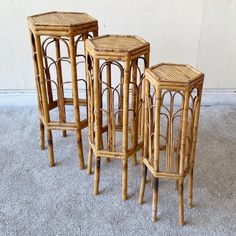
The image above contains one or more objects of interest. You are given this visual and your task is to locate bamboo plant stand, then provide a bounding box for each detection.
[138,63,204,225]
[28,12,98,168]
[85,35,150,200]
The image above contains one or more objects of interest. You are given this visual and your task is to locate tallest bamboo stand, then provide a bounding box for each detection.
[85,35,150,200]
[28,12,98,168]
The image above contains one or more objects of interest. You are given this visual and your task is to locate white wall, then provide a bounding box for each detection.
[0,0,236,90]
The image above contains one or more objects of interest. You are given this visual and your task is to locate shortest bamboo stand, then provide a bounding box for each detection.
[138,63,204,225]
[28,12,98,168]
[85,34,150,200]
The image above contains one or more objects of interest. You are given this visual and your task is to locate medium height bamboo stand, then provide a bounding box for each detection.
[138,63,204,225]
[85,35,150,200]
[28,12,98,168]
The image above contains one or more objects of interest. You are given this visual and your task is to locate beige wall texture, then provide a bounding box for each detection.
[0,0,235,90]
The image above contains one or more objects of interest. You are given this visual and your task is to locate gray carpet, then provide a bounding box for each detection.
[0,106,236,236]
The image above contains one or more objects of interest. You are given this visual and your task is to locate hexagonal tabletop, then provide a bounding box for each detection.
[147,63,204,84]
[86,34,150,59]
[28,11,98,34]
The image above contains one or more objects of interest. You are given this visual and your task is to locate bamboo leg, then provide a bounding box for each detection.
[139,74,150,204]
[140,87,144,140]
[106,62,112,163]
[187,84,203,209]
[176,153,180,191]
[93,58,102,195]
[177,90,189,225]
[87,146,93,175]
[121,60,130,201]
[85,51,94,174]
[69,36,85,170]
[131,60,138,166]
[140,52,150,142]
[118,84,123,127]
[83,34,89,127]
[151,176,155,189]
[152,87,161,222]
[152,177,159,222]
[94,156,101,195]
[29,32,45,150]
[188,169,194,208]
[178,179,184,226]
[122,159,128,201]
[40,119,45,150]
[47,129,55,167]
[76,124,85,170]
[55,38,67,137]
[35,35,54,167]
[138,164,147,204]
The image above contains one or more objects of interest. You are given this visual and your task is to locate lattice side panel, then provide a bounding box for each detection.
[98,60,124,152]
[159,90,185,174]
[41,36,69,122]
[41,34,93,123]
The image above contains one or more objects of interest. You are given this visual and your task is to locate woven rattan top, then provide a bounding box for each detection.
[147,63,203,84]
[86,34,150,59]
[28,11,98,35]
[28,11,96,27]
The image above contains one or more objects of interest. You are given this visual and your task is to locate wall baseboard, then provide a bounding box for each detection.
[0,89,235,107]
[201,89,236,105]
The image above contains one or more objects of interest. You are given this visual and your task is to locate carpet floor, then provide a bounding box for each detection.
[0,106,236,236]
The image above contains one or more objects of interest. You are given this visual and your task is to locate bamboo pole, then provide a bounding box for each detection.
[122,60,131,201]
[140,52,150,141]
[178,89,190,226]
[188,83,203,208]
[35,35,55,167]
[152,88,161,222]
[55,38,67,137]
[138,77,150,205]
[85,28,98,174]
[69,35,85,170]
[176,94,184,191]
[188,169,194,208]
[141,52,150,158]
[40,119,45,150]
[29,31,45,151]
[85,49,93,175]
[106,61,112,163]
[87,146,93,175]
[93,58,101,195]
[131,59,138,166]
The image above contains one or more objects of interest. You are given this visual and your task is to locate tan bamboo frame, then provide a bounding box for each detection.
[85,35,150,200]
[28,12,98,168]
[138,63,204,225]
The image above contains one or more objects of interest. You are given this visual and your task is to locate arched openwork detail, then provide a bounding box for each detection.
[31,34,89,122]
[87,56,147,152]
[144,85,202,174]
